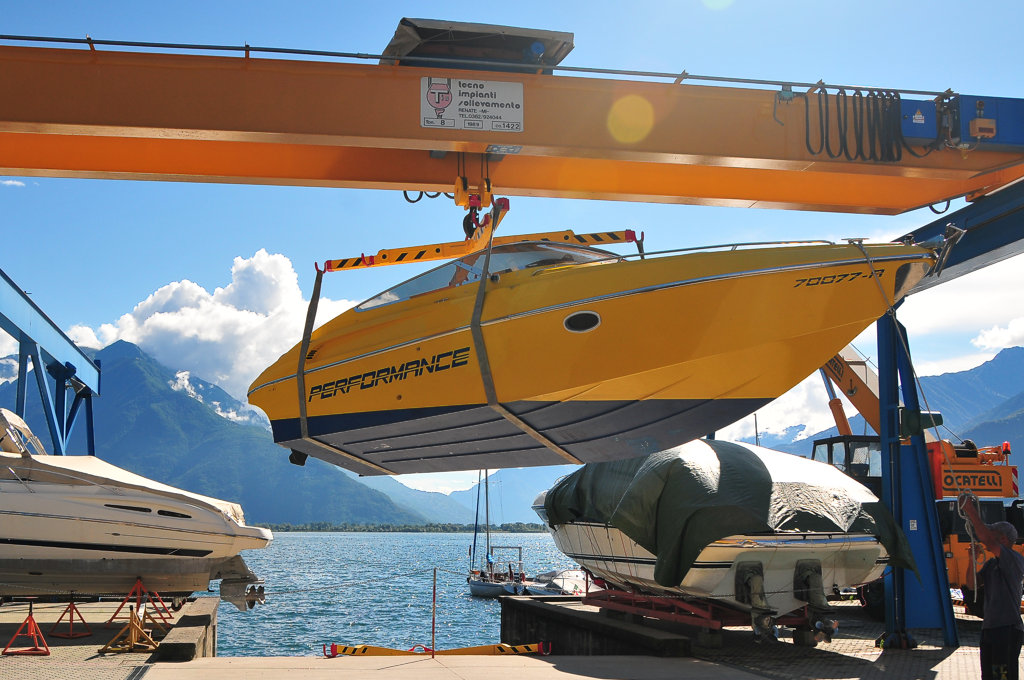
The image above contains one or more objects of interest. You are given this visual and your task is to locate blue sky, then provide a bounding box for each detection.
[3,1,1024,491]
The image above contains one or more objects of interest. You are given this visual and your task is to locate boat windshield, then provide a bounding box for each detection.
[357,242,616,310]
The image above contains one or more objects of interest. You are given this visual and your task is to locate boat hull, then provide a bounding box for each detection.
[547,521,887,616]
[0,557,245,597]
[250,242,934,475]
[468,578,530,598]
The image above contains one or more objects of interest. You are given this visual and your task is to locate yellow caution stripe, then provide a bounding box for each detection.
[321,223,637,272]
[323,642,549,657]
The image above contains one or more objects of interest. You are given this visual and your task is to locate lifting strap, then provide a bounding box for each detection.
[296,267,391,475]
[467,202,582,466]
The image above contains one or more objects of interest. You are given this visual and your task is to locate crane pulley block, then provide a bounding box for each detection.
[453,176,493,209]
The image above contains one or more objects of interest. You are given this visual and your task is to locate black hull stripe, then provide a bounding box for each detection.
[0,537,212,558]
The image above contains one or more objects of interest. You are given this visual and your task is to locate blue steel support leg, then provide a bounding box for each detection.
[878,315,905,638]
[85,393,96,455]
[16,342,29,416]
[878,311,959,647]
[896,329,959,646]
[28,342,66,454]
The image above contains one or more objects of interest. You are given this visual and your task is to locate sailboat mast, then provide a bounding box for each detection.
[484,469,491,574]
[470,469,481,573]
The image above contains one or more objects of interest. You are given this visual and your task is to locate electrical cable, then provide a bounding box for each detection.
[803,88,937,163]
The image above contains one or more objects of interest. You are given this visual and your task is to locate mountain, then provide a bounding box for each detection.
[353,474,476,523]
[0,341,424,525]
[450,465,579,524]
[750,347,1024,457]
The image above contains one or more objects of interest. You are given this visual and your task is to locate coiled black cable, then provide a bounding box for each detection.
[803,87,937,162]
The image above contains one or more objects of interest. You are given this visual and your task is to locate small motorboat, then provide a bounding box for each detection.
[533,438,914,638]
[0,409,272,609]
[248,215,937,477]
[530,568,603,596]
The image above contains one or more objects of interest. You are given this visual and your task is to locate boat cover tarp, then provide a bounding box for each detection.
[543,439,915,588]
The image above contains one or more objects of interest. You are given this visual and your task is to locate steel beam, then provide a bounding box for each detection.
[0,266,99,454]
[904,179,1024,294]
[1,45,1024,213]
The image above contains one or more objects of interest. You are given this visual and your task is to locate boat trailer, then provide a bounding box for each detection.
[582,560,839,647]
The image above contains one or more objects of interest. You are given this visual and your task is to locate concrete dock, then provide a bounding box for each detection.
[0,598,1003,679]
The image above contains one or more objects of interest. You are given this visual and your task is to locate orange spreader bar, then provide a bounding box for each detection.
[323,642,549,657]
[322,228,639,272]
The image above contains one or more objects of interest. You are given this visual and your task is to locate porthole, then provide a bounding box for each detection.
[104,504,152,513]
[564,311,601,333]
[158,509,192,519]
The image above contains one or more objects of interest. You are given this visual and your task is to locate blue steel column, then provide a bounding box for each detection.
[878,313,905,636]
[878,311,959,646]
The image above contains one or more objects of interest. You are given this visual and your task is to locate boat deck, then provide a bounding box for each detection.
[0,599,995,680]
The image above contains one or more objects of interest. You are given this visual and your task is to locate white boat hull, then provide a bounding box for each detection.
[547,520,887,616]
[468,578,531,598]
[0,451,271,600]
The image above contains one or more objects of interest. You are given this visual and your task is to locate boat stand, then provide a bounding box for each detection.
[50,592,92,639]
[105,578,173,628]
[2,600,50,656]
[100,605,166,654]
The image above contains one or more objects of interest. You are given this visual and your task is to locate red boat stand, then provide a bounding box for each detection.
[105,579,173,628]
[50,592,92,639]
[3,599,51,656]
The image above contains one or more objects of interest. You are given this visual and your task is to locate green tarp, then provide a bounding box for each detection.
[544,439,915,587]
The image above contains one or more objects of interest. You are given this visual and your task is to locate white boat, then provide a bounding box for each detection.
[0,408,272,610]
[529,568,603,596]
[534,439,912,638]
[467,545,531,597]
[467,469,534,597]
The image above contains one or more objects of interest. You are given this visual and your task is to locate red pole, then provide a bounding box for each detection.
[431,567,437,659]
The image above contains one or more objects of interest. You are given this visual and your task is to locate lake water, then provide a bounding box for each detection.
[210,531,573,657]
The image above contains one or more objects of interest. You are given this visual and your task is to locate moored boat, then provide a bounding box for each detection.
[248,233,936,476]
[468,545,532,597]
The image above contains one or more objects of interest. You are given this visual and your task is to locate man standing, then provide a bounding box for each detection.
[960,492,1024,680]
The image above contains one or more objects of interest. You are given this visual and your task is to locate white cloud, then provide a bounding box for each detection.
[898,255,1024,337]
[0,334,16,357]
[973,317,1024,353]
[1,180,25,187]
[168,370,202,401]
[69,249,356,403]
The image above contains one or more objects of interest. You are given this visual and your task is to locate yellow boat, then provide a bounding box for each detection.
[248,233,935,476]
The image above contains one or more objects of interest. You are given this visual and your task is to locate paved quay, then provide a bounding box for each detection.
[0,598,1011,680]
[1,599,182,680]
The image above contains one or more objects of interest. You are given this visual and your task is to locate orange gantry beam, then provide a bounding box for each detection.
[1,44,1024,214]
